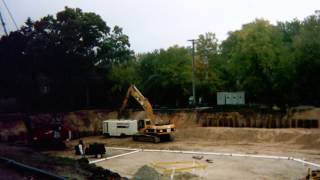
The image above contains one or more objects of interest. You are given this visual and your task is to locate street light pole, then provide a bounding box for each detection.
[188,39,197,106]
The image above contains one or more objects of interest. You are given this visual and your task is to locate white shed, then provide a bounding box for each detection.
[217,92,245,105]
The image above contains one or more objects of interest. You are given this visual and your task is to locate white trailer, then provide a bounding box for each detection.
[102,119,138,137]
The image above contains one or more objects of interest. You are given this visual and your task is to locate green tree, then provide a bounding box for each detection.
[277,19,301,47]
[292,13,320,104]
[97,25,134,68]
[196,32,219,59]
[274,20,302,103]
[136,46,192,106]
[110,60,140,92]
[220,19,290,104]
[195,32,225,104]
[0,7,133,111]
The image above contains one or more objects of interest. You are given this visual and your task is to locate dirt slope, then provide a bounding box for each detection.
[176,127,320,149]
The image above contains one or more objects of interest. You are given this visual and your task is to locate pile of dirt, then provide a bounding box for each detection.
[132,165,162,180]
[158,112,200,128]
[175,127,320,149]
[291,108,320,120]
[132,165,199,180]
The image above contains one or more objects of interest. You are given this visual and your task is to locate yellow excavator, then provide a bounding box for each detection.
[118,85,175,143]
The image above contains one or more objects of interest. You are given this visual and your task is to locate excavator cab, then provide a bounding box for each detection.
[138,119,145,130]
[137,119,151,131]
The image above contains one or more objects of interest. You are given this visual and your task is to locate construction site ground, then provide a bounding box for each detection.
[96,150,308,179]
[46,127,320,179]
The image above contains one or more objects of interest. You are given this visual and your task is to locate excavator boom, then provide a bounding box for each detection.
[119,85,155,123]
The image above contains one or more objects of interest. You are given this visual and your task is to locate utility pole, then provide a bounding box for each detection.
[0,10,8,36]
[188,39,197,106]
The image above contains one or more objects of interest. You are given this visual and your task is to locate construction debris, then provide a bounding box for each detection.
[192,155,203,160]
[303,168,320,180]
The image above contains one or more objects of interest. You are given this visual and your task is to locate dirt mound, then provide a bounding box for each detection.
[176,127,320,149]
[158,112,200,128]
[291,108,320,120]
[132,165,162,180]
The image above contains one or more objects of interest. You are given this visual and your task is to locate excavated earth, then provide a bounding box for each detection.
[46,109,320,179]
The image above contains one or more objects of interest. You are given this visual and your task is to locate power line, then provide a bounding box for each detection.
[0,10,8,36]
[2,0,18,30]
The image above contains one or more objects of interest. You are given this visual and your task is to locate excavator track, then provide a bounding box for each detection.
[132,134,161,143]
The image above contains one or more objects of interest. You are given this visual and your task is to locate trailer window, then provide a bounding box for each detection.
[117,123,129,128]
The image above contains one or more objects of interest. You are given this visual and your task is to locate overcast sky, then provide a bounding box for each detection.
[0,0,319,53]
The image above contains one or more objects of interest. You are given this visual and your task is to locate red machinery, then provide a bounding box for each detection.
[27,113,72,148]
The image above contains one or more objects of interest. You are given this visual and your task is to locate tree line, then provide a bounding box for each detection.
[0,7,319,112]
[112,13,320,107]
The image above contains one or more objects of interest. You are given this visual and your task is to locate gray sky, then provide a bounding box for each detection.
[0,0,319,53]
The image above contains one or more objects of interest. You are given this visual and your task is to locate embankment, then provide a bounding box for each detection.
[0,107,319,144]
